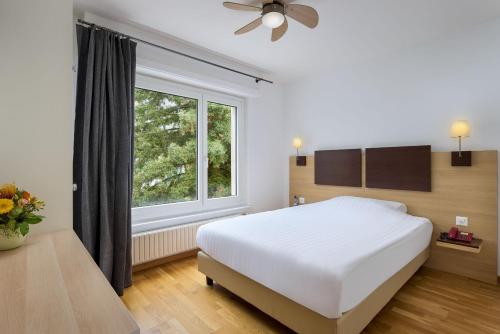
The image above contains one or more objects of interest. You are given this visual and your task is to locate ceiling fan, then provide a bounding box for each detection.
[223,0,319,42]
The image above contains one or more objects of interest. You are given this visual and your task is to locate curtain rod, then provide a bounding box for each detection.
[76,19,273,84]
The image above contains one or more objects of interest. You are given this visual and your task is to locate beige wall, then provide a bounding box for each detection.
[0,0,74,233]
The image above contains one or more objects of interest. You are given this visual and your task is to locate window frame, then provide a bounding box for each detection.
[203,93,243,210]
[132,74,247,232]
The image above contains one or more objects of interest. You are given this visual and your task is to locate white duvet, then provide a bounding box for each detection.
[196,196,432,318]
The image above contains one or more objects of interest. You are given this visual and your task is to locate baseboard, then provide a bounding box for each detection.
[132,248,199,273]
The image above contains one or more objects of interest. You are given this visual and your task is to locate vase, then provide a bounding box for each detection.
[0,228,27,251]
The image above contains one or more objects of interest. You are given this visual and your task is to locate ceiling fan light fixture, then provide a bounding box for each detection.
[262,11,285,28]
[261,3,285,28]
[224,1,319,41]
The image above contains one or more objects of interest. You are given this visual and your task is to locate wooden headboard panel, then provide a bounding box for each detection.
[315,149,362,187]
[366,145,431,192]
[289,151,498,284]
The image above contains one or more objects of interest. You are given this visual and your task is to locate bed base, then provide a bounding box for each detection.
[198,247,429,334]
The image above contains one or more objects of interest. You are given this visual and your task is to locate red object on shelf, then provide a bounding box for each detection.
[438,232,482,249]
[448,227,473,242]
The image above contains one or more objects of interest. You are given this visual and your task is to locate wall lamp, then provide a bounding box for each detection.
[450,120,471,166]
[293,137,307,166]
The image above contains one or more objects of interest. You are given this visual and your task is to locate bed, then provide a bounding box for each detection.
[196,196,433,334]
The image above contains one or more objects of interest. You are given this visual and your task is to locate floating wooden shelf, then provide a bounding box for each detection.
[436,233,482,254]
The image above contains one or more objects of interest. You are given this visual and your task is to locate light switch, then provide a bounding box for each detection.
[456,216,469,226]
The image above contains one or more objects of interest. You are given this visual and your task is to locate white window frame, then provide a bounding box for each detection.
[132,74,247,233]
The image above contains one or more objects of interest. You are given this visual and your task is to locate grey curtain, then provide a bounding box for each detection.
[73,25,136,295]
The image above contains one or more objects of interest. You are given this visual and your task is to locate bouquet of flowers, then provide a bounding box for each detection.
[0,183,45,237]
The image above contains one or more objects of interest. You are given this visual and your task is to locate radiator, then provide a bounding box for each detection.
[132,213,245,265]
[131,221,204,265]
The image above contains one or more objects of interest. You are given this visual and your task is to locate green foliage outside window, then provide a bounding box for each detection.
[207,101,235,199]
[133,88,234,208]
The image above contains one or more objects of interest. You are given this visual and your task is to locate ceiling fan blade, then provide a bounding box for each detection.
[286,4,319,28]
[249,0,293,6]
[223,2,261,12]
[247,0,269,8]
[235,17,263,35]
[271,17,288,42]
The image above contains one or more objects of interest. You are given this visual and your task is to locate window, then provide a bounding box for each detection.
[133,88,198,207]
[207,101,237,199]
[132,75,246,232]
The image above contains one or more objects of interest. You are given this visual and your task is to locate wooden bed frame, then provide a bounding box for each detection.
[196,150,496,333]
[198,247,429,334]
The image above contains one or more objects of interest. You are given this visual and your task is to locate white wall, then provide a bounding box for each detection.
[247,85,287,212]
[0,0,74,234]
[284,19,500,273]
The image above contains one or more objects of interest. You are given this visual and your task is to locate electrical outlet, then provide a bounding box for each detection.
[456,216,469,226]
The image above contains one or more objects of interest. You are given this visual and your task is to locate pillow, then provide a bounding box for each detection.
[335,196,407,213]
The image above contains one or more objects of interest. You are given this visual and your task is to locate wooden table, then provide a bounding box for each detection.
[0,229,139,334]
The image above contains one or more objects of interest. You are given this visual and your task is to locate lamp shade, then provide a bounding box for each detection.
[450,120,470,138]
[293,137,303,149]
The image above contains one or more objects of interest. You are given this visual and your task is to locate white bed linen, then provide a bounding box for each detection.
[196,196,432,319]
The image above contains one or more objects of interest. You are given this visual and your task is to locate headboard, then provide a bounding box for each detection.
[366,145,431,192]
[289,151,498,284]
[315,149,362,187]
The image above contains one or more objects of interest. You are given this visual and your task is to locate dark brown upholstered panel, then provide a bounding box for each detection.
[366,145,431,192]
[314,149,362,187]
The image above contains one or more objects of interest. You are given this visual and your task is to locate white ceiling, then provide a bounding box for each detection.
[74,0,500,82]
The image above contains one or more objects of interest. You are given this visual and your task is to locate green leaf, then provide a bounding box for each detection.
[7,219,16,231]
[9,207,23,218]
[19,222,29,236]
[25,215,44,224]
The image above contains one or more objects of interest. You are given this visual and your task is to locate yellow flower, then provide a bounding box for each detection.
[0,183,16,199]
[0,199,14,214]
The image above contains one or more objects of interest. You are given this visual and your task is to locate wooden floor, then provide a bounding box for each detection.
[122,256,500,334]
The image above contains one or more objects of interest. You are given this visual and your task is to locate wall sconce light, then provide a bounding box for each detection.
[293,137,307,166]
[450,120,471,166]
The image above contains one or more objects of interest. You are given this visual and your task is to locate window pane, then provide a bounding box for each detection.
[207,101,237,199]
[133,87,198,207]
